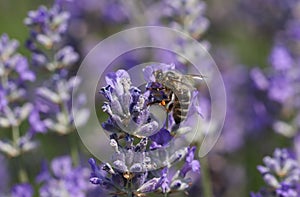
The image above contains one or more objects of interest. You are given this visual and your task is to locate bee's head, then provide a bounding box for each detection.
[153,70,163,82]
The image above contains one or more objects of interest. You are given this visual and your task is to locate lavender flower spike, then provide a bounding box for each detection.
[36,75,89,135]
[25,2,78,71]
[0,34,37,157]
[101,69,159,137]
[253,148,300,196]
[90,65,201,196]
[24,4,70,48]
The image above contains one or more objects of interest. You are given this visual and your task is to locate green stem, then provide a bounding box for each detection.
[200,157,213,197]
[69,133,79,166]
[126,179,132,197]
[17,156,29,183]
[12,125,20,146]
[1,73,8,89]
[12,125,29,182]
[59,100,79,165]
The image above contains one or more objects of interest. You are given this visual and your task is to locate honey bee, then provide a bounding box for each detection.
[146,69,205,126]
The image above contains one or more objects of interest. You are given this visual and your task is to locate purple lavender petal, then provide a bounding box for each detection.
[51,156,73,178]
[149,128,173,150]
[11,184,33,197]
[269,45,293,71]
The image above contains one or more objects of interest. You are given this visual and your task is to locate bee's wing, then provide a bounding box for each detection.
[162,72,206,90]
[188,74,206,81]
[176,74,206,89]
[166,78,195,90]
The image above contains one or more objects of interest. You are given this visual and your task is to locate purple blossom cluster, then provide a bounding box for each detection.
[250,1,300,139]
[252,149,300,197]
[37,156,93,197]
[23,1,88,136]
[0,1,92,196]
[35,73,89,135]
[89,146,200,196]
[0,33,37,157]
[248,2,300,195]
[11,156,97,197]
[89,65,201,196]
[11,183,33,197]
[158,0,210,66]
[25,3,78,71]
[163,0,209,40]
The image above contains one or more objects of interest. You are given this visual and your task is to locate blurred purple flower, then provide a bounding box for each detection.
[100,0,129,23]
[286,20,300,41]
[269,45,293,71]
[0,34,37,157]
[11,183,33,197]
[29,109,47,134]
[38,156,92,197]
[25,2,78,72]
[250,68,269,91]
[24,4,70,45]
[268,74,294,104]
[35,75,89,135]
[0,34,35,101]
[216,65,272,153]
[0,89,7,111]
[249,1,300,138]
[54,46,79,69]
[163,0,209,39]
[63,0,129,23]
[239,0,297,33]
[0,131,38,157]
[253,148,300,196]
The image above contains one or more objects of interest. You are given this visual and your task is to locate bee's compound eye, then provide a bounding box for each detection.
[154,70,163,79]
[158,71,163,78]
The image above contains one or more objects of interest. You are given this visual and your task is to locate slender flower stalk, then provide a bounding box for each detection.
[200,157,213,197]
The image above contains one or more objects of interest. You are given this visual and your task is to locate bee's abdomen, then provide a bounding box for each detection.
[172,90,191,124]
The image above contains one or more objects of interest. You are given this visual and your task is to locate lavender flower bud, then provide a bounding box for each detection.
[254,148,300,196]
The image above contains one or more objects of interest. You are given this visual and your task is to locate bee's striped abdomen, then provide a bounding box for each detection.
[172,89,191,124]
